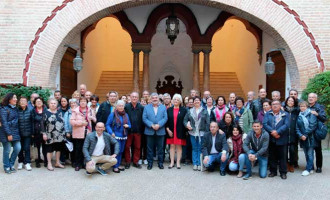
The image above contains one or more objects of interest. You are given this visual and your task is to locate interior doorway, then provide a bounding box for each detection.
[60,47,77,97]
[266,51,286,101]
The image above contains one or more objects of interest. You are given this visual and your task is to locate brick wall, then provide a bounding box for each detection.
[0,0,328,92]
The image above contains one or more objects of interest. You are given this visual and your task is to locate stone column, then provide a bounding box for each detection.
[132,47,141,93]
[192,48,201,91]
[202,47,212,92]
[142,48,151,92]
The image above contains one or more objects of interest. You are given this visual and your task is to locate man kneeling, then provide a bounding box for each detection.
[83,122,119,175]
[202,122,228,176]
[242,121,269,180]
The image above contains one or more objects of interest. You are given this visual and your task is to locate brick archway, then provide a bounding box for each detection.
[24,0,324,93]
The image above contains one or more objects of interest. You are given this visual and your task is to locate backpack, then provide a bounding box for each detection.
[315,120,328,141]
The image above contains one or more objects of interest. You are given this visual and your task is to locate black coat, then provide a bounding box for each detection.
[284,106,300,144]
[32,107,46,136]
[218,120,236,139]
[166,106,187,140]
[202,131,228,156]
[125,102,144,134]
[251,98,270,120]
[96,101,113,124]
[18,107,33,137]
[0,105,20,143]
[310,103,327,123]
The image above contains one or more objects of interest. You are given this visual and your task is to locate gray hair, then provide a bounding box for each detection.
[163,93,171,98]
[69,98,78,104]
[172,94,183,103]
[308,93,318,98]
[150,92,159,97]
[272,91,281,96]
[48,97,58,105]
[116,100,125,107]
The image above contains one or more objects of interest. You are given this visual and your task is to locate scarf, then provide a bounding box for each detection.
[299,108,311,130]
[234,108,244,124]
[114,110,128,136]
[79,106,91,131]
[215,105,226,122]
[35,106,43,114]
[190,107,203,136]
[285,106,294,113]
[230,134,243,163]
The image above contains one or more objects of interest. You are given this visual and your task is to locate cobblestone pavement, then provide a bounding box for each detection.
[0,150,330,200]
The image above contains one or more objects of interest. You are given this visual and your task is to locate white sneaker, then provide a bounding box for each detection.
[143,159,148,165]
[310,170,314,174]
[138,159,142,165]
[301,170,310,176]
[25,163,32,171]
[193,165,198,171]
[17,163,23,170]
[197,165,201,171]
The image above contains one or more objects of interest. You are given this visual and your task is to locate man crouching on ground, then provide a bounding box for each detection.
[83,122,119,175]
[202,122,229,176]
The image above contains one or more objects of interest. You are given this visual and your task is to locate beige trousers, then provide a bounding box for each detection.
[86,155,117,173]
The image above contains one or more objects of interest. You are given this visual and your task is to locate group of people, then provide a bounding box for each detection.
[0,84,327,180]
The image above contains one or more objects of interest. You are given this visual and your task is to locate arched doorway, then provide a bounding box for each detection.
[24,0,324,95]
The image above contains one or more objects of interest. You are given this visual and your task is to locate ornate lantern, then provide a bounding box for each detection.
[265,56,275,75]
[73,53,83,72]
[166,15,179,45]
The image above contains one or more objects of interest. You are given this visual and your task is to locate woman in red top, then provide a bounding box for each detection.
[166,94,187,169]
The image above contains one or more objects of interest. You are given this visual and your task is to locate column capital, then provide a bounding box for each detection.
[192,44,212,54]
[132,43,151,53]
[132,48,141,53]
[142,49,151,54]
[202,46,212,54]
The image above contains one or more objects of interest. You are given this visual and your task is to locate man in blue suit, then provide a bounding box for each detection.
[143,93,168,170]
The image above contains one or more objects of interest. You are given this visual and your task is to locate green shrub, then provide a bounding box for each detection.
[0,84,52,103]
[301,71,330,130]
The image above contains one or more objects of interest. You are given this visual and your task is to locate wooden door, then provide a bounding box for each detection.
[60,48,77,97]
[266,51,286,101]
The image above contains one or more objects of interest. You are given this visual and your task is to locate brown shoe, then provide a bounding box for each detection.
[237,171,243,178]
[287,163,294,173]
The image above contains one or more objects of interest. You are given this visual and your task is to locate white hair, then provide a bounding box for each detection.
[272,91,281,96]
[116,100,125,106]
[172,94,183,103]
[69,98,78,104]
[308,93,318,98]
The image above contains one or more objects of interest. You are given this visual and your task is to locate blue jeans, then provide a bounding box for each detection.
[114,139,126,168]
[190,136,203,166]
[303,146,314,172]
[229,154,246,171]
[245,150,268,178]
[204,152,228,172]
[18,136,31,164]
[2,141,21,169]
